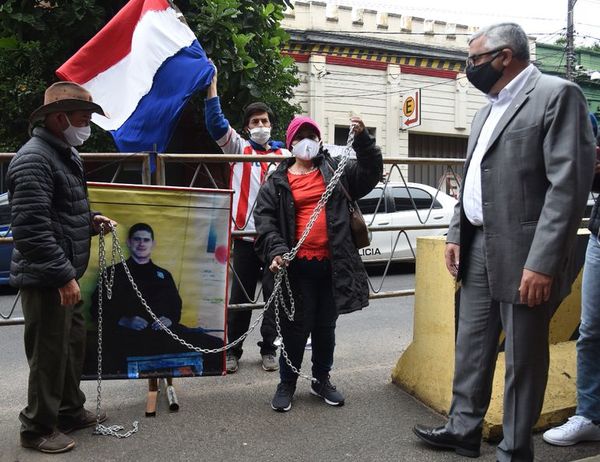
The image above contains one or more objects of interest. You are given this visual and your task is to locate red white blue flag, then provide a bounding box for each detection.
[57,0,214,152]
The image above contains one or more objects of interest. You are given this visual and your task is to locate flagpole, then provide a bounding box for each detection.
[167,0,188,25]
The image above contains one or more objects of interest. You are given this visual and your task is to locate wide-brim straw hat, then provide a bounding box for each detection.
[29,81,106,124]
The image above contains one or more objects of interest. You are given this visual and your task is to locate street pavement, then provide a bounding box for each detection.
[0,271,599,462]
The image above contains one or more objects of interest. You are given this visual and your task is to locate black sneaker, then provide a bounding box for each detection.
[271,382,296,412]
[310,377,345,406]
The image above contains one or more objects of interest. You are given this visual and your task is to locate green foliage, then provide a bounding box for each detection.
[0,0,113,151]
[179,0,299,140]
[0,0,299,152]
[552,36,600,52]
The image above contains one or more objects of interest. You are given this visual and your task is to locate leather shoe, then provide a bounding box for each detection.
[413,424,480,458]
[58,409,107,434]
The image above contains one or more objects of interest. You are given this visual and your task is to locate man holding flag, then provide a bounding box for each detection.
[205,66,290,373]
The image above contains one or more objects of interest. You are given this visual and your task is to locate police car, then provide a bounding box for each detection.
[356,182,458,263]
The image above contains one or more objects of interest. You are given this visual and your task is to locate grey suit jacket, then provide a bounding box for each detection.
[447,67,596,304]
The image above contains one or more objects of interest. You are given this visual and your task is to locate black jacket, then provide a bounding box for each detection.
[7,127,95,288]
[253,129,383,315]
[91,258,183,327]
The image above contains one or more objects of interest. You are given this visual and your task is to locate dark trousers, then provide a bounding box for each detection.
[445,229,554,462]
[19,287,87,436]
[278,258,338,383]
[228,239,276,358]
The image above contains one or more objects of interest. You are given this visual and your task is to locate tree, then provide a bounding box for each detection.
[0,0,299,153]
[553,36,600,52]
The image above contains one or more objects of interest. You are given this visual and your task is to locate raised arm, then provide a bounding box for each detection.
[342,117,383,200]
[204,65,246,154]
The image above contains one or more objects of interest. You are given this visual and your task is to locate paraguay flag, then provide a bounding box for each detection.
[56,0,214,152]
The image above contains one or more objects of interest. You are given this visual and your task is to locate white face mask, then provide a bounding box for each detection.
[249,127,271,146]
[63,116,91,146]
[292,138,320,160]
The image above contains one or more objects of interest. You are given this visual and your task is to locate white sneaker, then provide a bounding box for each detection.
[543,415,600,446]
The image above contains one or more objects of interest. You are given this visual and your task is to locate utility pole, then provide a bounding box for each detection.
[566,0,577,81]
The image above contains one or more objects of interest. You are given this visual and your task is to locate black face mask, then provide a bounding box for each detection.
[466,58,504,94]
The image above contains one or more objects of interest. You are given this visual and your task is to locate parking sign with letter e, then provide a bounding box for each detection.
[401,89,421,129]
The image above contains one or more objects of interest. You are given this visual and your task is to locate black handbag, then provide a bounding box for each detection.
[326,162,370,249]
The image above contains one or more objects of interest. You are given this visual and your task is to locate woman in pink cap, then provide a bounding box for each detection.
[254,115,382,412]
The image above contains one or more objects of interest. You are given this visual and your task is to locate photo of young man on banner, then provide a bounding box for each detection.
[79,184,232,379]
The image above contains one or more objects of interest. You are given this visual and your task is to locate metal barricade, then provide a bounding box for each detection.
[0,153,470,325]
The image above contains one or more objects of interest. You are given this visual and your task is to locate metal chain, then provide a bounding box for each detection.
[92,125,356,436]
[94,226,139,438]
[283,131,354,263]
[271,126,355,379]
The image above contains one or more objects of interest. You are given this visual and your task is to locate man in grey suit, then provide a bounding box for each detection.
[413,23,596,462]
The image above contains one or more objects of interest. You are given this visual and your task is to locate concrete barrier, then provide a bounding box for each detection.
[392,231,588,440]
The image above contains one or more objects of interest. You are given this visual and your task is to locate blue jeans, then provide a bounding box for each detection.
[577,235,600,421]
[278,258,338,383]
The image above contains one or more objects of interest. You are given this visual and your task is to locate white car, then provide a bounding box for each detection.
[356,182,458,263]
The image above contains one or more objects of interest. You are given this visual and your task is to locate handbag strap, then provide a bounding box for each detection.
[325,160,358,213]
[325,161,352,202]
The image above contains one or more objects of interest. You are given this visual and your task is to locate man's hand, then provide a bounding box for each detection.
[444,243,460,277]
[118,315,149,331]
[350,116,365,135]
[207,60,218,99]
[93,215,117,234]
[58,278,81,306]
[151,316,173,331]
[269,255,288,273]
[519,269,553,307]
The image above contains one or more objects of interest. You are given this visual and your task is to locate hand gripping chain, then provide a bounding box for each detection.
[93,125,356,437]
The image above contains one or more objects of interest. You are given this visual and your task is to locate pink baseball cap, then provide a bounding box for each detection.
[285,116,321,149]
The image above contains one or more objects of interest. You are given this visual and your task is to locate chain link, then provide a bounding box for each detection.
[272,126,355,379]
[93,125,356,436]
[94,226,139,438]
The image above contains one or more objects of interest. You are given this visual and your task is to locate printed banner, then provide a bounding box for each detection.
[80,183,232,379]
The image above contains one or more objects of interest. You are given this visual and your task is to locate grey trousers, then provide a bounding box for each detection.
[445,229,554,462]
[19,287,87,436]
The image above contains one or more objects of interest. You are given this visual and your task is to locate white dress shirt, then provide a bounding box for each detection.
[463,64,535,226]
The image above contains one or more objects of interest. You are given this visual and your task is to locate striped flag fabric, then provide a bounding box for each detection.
[56,0,214,152]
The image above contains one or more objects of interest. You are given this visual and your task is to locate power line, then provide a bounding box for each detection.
[289,29,567,36]
[575,32,600,42]
[286,30,568,65]
[292,51,571,100]
[293,4,564,23]
[288,49,468,65]
[577,22,600,29]
[295,74,466,99]
[288,49,567,77]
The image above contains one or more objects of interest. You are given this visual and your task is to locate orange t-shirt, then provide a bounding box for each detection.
[287,169,331,260]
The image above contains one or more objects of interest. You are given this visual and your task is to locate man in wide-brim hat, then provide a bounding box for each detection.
[30,81,105,124]
[8,81,115,454]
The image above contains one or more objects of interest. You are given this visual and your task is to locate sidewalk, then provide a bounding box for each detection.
[1,292,599,461]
